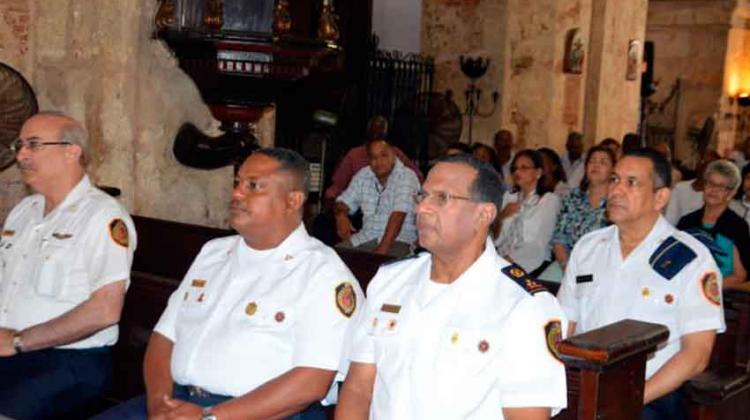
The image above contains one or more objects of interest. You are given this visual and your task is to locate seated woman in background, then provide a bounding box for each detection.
[538,147,570,197]
[551,145,616,269]
[495,149,561,274]
[678,160,750,288]
[729,163,750,227]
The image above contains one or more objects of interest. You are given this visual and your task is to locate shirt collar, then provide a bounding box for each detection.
[40,175,91,217]
[243,222,310,262]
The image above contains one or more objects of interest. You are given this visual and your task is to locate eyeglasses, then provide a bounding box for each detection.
[9,138,71,154]
[510,165,535,173]
[413,190,473,207]
[704,179,732,192]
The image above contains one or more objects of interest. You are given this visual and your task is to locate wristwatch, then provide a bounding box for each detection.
[11,331,23,354]
[201,406,217,420]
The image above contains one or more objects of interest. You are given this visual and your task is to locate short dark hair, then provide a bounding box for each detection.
[537,147,567,182]
[252,148,311,198]
[511,149,552,196]
[435,154,504,219]
[566,132,583,145]
[622,147,671,189]
[621,133,641,154]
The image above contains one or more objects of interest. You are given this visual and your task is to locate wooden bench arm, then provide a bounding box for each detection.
[558,319,670,368]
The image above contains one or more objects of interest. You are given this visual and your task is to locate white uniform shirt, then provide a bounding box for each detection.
[495,191,560,272]
[349,240,568,419]
[561,152,584,188]
[155,224,365,397]
[557,216,725,378]
[0,175,136,349]
[665,180,703,225]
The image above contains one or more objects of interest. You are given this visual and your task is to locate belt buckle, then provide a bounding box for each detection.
[187,385,210,398]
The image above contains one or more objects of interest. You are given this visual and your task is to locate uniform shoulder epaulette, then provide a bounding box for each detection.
[501,264,548,295]
[649,235,697,280]
[381,253,420,267]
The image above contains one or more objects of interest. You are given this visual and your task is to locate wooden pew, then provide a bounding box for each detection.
[683,283,750,420]
[102,215,669,420]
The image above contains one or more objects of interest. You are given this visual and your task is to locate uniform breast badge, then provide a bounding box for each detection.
[108,218,130,248]
[335,282,357,318]
[274,311,286,323]
[700,272,721,306]
[1,230,15,237]
[477,340,490,353]
[544,320,563,363]
[51,233,73,240]
[641,287,650,298]
[664,294,674,304]
[245,302,258,316]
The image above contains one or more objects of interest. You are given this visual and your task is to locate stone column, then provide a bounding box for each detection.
[582,0,648,146]
[718,0,750,156]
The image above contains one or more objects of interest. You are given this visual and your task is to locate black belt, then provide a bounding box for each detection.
[173,383,229,400]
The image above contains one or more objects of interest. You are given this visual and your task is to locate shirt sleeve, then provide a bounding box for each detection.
[292,262,366,370]
[82,208,136,291]
[336,170,364,214]
[496,295,567,411]
[665,190,682,225]
[677,249,726,336]
[391,171,420,214]
[347,279,381,365]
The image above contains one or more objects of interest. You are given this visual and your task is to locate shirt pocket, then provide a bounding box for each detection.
[35,240,89,302]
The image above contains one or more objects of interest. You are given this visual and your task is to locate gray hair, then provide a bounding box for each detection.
[35,111,90,166]
[704,159,741,191]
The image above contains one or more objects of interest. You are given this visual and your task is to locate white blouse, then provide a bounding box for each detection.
[495,191,561,273]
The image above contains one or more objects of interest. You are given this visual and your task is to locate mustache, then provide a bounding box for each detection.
[229,199,246,211]
[16,160,31,171]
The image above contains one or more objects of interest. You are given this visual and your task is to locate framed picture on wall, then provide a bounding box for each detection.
[626,39,641,81]
[563,28,585,74]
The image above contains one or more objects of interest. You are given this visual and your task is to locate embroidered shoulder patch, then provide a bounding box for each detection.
[335,282,357,318]
[700,272,721,307]
[109,218,129,248]
[648,236,696,280]
[501,264,548,295]
[544,320,563,363]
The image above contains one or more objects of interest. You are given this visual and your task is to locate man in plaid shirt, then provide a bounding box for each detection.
[334,140,420,256]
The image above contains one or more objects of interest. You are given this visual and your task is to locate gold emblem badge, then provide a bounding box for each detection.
[387,319,397,331]
[510,267,525,278]
[701,272,721,306]
[335,282,357,318]
[641,287,650,298]
[1,230,15,237]
[451,332,459,345]
[108,218,129,248]
[245,302,258,316]
[545,320,564,363]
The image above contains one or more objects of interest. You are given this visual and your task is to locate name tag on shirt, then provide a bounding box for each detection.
[576,274,593,284]
[380,303,401,314]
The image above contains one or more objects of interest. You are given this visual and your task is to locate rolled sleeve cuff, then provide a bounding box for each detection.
[681,318,726,336]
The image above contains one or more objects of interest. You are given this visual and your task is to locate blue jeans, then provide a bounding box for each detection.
[0,347,112,420]
[91,384,328,420]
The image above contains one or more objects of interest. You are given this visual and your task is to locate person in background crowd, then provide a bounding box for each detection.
[729,137,750,170]
[335,140,420,256]
[552,145,616,269]
[666,149,721,225]
[561,132,585,188]
[729,163,750,227]
[678,160,749,289]
[471,143,500,169]
[599,137,622,159]
[494,129,515,179]
[652,142,683,186]
[621,133,641,156]
[336,154,567,420]
[324,116,422,201]
[538,147,570,197]
[495,149,561,275]
[0,112,137,418]
[443,142,472,157]
[558,148,724,420]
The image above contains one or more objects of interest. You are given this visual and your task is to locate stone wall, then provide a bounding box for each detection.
[646,0,733,164]
[0,0,276,228]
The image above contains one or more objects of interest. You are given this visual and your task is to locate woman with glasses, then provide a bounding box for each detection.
[551,145,616,269]
[494,149,561,274]
[677,160,750,288]
[729,163,750,227]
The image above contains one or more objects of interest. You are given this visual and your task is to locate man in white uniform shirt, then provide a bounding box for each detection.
[95,149,364,420]
[0,112,136,418]
[336,154,567,420]
[557,148,724,420]
[561,132,585,188]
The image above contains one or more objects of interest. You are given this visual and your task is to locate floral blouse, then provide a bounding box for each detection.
[552,187,609,252]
